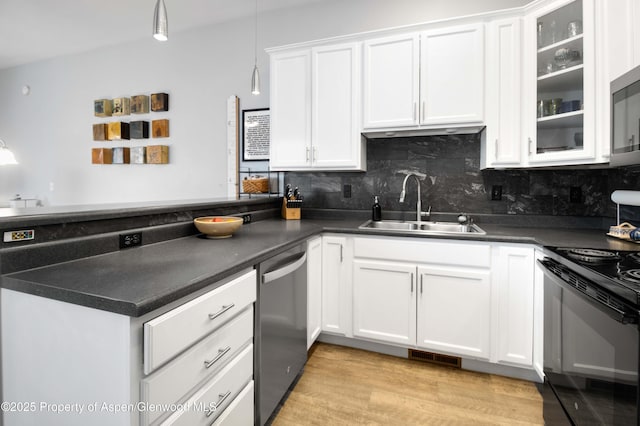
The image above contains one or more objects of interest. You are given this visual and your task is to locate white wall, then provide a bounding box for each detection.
[0,0,528,207]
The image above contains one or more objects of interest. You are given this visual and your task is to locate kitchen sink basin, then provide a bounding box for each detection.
[359,220,486,235]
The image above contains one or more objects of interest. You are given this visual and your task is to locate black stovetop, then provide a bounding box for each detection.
[547,247,640,308]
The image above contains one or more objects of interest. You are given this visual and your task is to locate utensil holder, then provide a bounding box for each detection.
[282,198,301,220]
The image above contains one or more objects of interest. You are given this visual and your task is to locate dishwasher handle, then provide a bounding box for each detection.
[262,252,307,284]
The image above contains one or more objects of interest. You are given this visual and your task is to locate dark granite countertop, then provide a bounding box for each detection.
[3,217,640,318]
[1,220,323,317]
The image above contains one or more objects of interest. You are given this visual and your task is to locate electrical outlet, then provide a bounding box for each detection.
[491,185,503,201]
[343,184,352,198]
[570,186,582,203]
[119,232,142,249]
[3,229,35,242]
[242,214,252,224]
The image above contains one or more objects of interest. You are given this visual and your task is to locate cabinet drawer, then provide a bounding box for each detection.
[354,237,491,267]
[141,307,253,425]
[144,269,256,374]
[161,344,253,425]
[211,381,254,426]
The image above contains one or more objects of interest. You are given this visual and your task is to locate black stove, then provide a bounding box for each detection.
[541,246,640,425]
[547,247,640,308]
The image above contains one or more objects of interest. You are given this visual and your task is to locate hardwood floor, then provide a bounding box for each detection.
[272,342,544,425]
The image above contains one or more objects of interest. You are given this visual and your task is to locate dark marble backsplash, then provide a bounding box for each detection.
[285,133,640,221]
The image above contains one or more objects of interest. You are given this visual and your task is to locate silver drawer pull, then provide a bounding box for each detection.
[208,303,235,320]
[204,346,231,369]
[205,391,231,417]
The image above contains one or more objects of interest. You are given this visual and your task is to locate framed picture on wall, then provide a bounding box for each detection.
[242,108,270,161]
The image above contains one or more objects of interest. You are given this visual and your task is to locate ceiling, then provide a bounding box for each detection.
[0,0,326,70]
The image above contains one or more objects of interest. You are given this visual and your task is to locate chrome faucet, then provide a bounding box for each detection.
[399,172,431,222]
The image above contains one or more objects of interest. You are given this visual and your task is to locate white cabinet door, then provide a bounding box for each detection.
[494,245,535,367]
[321,236,350,336]
[420,24,485,125]
[363,33,420,128]
[605,0,638,81]
[312,43,364,170]
[307,236,322,349]
[522,0,605,167]
[484,17,522,168]
[417,265,491,360]
[269,49,311,170]
[352,260,416,346]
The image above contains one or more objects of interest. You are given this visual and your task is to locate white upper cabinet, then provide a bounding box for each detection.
[362,27,485,131]
[269,49,311,170]
[312,43,364,170]
[269,43,365,171]
[483,16,523,168]
[420,23,485,125]
[363,33,420,128]
[522,0,608,167]
[605,0,640,81]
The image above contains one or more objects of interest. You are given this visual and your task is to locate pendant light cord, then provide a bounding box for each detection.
[254,0,258,66]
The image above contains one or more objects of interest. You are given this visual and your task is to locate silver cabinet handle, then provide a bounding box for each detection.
[528,137,533,155]
[340,244,343,263]
[411,273,414,293]
[420,274,423,295]
[208,303,235,320]
[313,146,317,163]
[204,346,231,369]
[422,101,425,122]
[306,147,310,162]
[205,391,231,417]
[413,102,417,121]
[495,139,499,160]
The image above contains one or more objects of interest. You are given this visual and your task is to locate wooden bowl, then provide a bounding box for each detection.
[194,216,243,239]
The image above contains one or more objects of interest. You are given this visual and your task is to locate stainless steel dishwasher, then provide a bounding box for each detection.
[257,243,307,425]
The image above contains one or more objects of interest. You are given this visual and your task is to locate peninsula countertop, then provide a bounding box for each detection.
[2,217,638,317]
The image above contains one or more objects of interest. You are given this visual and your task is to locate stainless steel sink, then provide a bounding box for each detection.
[359,220,486,235]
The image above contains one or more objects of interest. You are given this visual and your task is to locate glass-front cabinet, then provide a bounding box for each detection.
[523,0,606,166]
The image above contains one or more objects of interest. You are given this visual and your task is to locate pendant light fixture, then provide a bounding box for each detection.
[153,0,168,41]
[0,139,18,165]
[251,0,261,95]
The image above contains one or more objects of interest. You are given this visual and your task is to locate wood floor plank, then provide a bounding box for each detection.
[272,342,543,426]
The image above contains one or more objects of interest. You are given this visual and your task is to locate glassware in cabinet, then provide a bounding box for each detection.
[534,0,585,155]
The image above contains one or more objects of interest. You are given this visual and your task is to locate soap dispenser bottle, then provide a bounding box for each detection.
[372,196,382,221]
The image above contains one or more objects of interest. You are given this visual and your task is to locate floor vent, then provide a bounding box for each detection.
[408,349,462,369]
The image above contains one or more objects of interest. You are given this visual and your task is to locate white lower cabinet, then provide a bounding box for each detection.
[142,270,256,425]
[211,381,254,426]
[160,345,253,425]
[1,269,256,426]
[417,265,491,360]
[307,236,322,349]
[494,245,535,367]
[345,236,539,373]
[321,235,351,336]
[352,260,416,346]
[141,308,254,425]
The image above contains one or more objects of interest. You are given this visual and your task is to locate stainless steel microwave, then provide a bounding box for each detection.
[611,64,640,166]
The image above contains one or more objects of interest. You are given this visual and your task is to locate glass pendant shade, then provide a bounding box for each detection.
[251,65,261,95]
[153,0,168,41]
[0,140,18,165]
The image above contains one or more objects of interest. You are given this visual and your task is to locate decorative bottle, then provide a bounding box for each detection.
[372,196,382,221]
